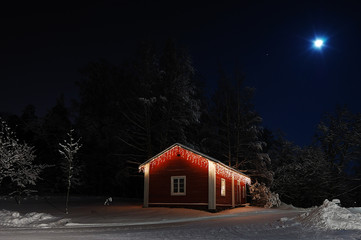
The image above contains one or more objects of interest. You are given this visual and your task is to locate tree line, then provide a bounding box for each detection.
[1,40,360,207]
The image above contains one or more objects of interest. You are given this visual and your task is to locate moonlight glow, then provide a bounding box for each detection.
[313,39,324,49]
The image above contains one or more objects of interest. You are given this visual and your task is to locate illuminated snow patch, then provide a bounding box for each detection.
[0,210,69,228]
[297,199,361,230]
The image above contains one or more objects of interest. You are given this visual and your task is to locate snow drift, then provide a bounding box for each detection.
[0,210,69,228]
[298,199,361,230]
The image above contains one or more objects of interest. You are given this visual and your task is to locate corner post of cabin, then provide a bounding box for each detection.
[232,174,235,208]
[143,163,150,208]
[208,161,216,210]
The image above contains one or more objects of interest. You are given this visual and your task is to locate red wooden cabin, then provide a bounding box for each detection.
[139,143,251,211]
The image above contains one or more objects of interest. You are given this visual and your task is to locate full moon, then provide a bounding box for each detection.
[314,39,324,48]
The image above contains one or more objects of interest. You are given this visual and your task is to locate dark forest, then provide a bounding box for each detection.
[1,40,360,208]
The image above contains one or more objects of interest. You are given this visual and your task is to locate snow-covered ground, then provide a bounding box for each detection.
[0,209,69,228]
[296,199,361,230]
[0,196,360,239]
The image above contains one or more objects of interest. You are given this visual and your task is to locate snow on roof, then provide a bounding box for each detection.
[139,143,251,184]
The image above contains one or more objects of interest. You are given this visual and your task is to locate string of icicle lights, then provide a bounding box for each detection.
[140,145,251,185]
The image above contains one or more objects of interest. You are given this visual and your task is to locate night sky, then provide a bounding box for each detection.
[2,1,361,146]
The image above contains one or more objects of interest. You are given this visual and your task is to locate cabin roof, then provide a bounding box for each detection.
[139,143,250,179]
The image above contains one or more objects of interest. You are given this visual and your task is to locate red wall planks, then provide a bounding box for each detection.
[215,173,233,206]
[149,155,208,204]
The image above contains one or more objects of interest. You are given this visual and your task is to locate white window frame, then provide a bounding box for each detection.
[221,178,226,197]
[171,176,186,196]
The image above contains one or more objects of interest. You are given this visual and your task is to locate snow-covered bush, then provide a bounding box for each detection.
[0,118,46,204]
[249,180,281,208]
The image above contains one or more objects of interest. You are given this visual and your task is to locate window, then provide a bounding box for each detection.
[237,181,240,202]
[171,176,186,196]
[221,178,226,196]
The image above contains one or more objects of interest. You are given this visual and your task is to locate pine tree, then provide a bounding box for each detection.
[156,39,201,149]
[75,41,202,197]
[41,96,72,192]
[76,60,128,195]
[272,144,333,207]
[315,107,361,206]
[207,67,272,185]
